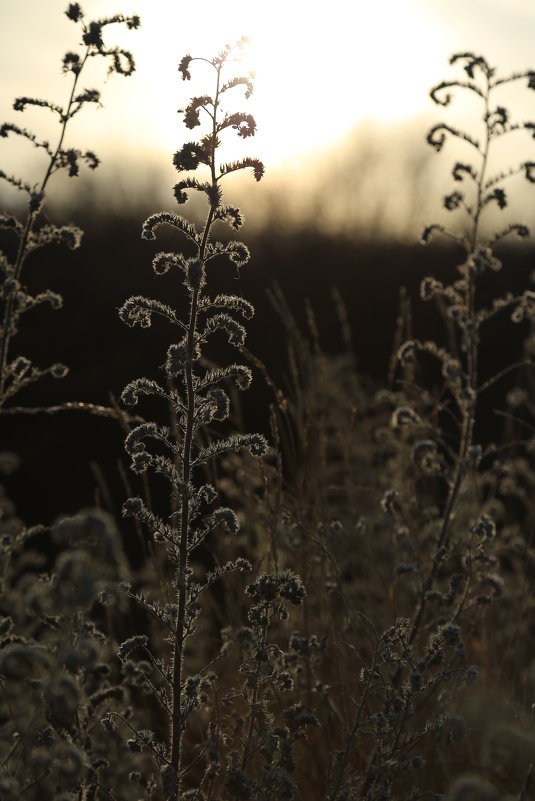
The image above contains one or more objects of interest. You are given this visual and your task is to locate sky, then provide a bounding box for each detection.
[1,0,535,236]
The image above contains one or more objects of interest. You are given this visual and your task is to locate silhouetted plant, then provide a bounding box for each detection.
[394,51,535,651]
[0,6,140,800]
[360,51,535,800]
[0,3,140,410]
[113,41,292,800]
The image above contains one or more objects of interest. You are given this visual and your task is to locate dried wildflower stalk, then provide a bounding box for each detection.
[396,52,535,643]
[325,53,535,801]
[0,3,140,410]
[116,41,267,798]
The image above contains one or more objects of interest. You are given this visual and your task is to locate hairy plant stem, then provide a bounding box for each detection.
[364,73,494,801]
[170,213,213,793]
[169,63,221,793]
[0,49,90,407]
[405,76,491,655]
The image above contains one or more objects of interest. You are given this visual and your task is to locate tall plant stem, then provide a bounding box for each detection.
[0,49,90,406]
[169,62,221,790]
[405,74,492,653]
[379,90,494,788]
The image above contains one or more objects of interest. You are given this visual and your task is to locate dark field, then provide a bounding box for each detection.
[2,216,532,524]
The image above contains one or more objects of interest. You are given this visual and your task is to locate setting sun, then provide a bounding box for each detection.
[241,1,446,163]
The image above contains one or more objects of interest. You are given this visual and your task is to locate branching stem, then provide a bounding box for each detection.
[169,60,221,795]
[0,49,90,406]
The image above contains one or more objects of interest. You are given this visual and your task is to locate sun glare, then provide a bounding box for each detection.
[241,1,446,165]
[82,0,448,169]
[0,0,457,174]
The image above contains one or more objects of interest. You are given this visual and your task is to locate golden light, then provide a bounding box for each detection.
[240,0,446,165]
[114,0,448,169]
[5,0,443,170]
[1,0,535,182]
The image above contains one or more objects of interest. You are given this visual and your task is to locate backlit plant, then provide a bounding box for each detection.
[353,51,535,799]
[0,3,140,410]
[394,51,535,648]
[114,40,279,799]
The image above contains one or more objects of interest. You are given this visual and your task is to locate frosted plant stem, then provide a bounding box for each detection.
[406,74,491,654]
[170,72,219,787]
[0,49,89,406]
[120,42,266,797]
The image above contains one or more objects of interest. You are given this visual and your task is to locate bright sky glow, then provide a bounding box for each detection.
[1,0,535,188]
